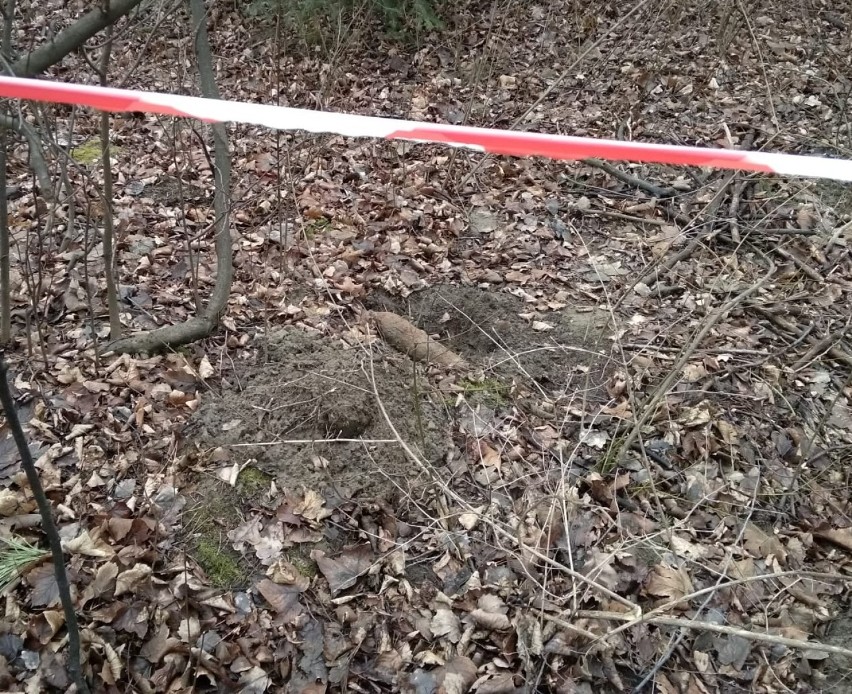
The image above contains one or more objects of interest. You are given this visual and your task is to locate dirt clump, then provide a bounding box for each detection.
[186,327,449,501]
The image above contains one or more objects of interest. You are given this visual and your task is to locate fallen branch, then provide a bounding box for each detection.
[580,207,666,227]
[792,323,851,371]
[753,306,852,371]
[637,172,737,288]
[540,569,852,660]
[638,230,717,288]
[542,611,852,660]
[647,616,852,658]
[584,157,678,198]
[582,569,849,643]
[773,246,824,283]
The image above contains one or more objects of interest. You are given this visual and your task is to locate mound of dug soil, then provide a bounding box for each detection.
[186,328,448,500]
[367,284,613,393]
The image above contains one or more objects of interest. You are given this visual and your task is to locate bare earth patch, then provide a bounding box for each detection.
[186,326,448,501]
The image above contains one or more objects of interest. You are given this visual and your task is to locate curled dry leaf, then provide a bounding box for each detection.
[469,594,511,631]
[198,355,215,380]
[115,564,152,596]
[63,530,115,558]
[29,609,65,644]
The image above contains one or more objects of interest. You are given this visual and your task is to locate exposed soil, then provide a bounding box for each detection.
[186,326,449,501]
[367,283,615,398]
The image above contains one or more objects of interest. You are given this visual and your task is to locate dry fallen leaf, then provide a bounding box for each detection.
[430,608,462,643]
[644,563,693,605]
[115,564,152,596]
[315,545,373,595]
[63,530,115,558]
[256,578,304,623]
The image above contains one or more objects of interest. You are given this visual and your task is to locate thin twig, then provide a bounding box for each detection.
[647,616,852,659]
[618,257,776,463]
[637,172,736,287]
[581,207,667,226]
[541,611,852,660]
[0,355,89,693]
[773,246,824,283]
[754,306,852,370]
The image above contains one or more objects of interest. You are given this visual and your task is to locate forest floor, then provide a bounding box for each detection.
[2,0,852,691]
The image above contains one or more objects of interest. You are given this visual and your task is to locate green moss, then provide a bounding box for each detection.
[237,466,272,496]
[460,377,510,405]
[193,537,248,589]
[70,138,122,166]
[285,549,319,578]
[303,217,329,239]
[184,481,253,590]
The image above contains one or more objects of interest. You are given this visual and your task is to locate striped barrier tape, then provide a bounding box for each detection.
[0,76,850,182]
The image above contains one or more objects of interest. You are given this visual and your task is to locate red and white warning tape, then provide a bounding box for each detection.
[0,76,851,182]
